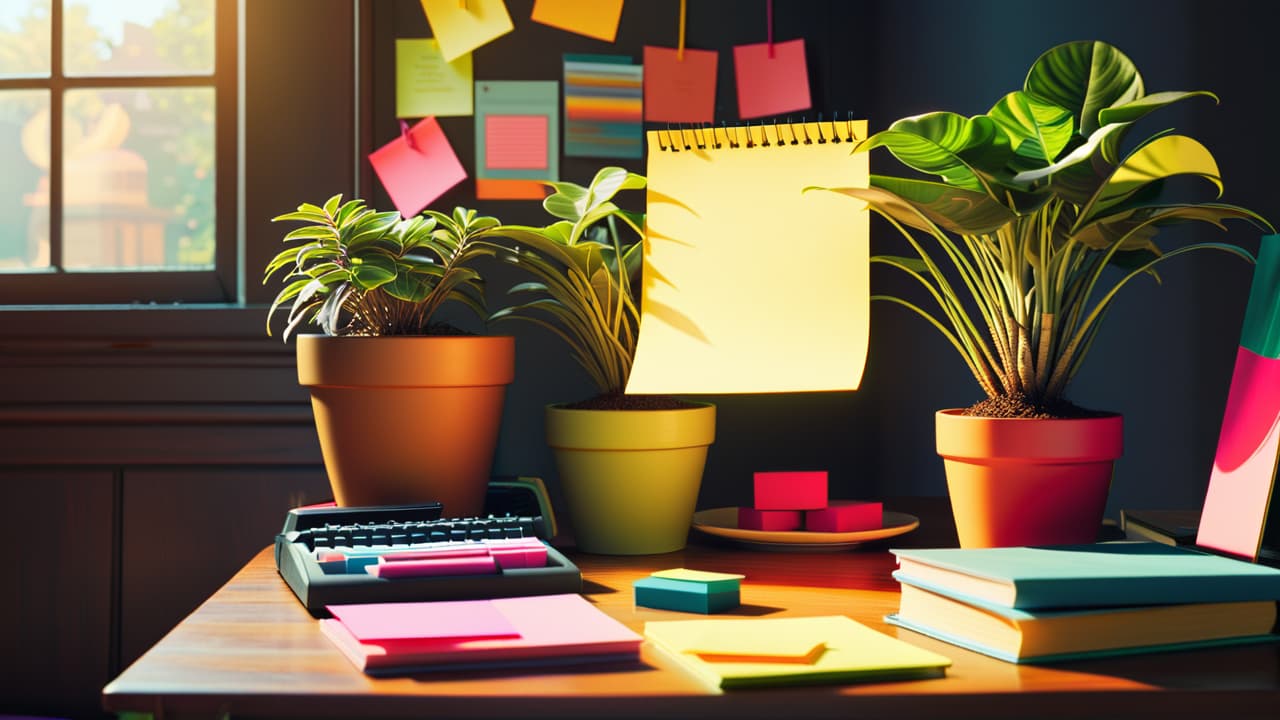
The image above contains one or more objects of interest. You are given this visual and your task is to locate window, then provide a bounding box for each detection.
[0,0,236,304]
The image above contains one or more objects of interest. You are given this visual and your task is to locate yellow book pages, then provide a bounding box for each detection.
[626,122,870,394]
[645,615,950,689]
[650,568,745,583]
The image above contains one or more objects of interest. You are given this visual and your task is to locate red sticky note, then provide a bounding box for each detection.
[368,117,467,219]
[643,46,718,123]
[805,500,882,533]
[732,38,811,119]
[327,598,519,642]
[754,470,828,510]
[738,507,802,531]
[485,114,550,170]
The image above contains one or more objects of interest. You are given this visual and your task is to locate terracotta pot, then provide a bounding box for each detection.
[296,334,514,515]
[936,409,1123,548]
[547,402,715,555]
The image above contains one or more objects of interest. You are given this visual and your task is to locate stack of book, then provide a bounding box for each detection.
[886,543,1280,664]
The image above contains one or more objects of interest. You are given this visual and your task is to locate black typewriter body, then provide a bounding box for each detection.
[274,501,582,616]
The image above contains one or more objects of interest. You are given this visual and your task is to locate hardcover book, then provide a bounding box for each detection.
[891,543,1280,610]
[886,577,1278,664]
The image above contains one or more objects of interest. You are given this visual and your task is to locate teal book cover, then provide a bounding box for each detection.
[891,542,1280,609]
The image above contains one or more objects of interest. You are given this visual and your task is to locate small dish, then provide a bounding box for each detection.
[691,506,919,551]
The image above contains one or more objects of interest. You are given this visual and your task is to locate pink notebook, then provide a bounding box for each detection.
[321,594,643,672]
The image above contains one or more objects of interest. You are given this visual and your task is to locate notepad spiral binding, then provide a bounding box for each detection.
[653,115,863,152]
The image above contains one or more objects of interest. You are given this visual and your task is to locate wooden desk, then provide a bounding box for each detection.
[103,504,1280,719]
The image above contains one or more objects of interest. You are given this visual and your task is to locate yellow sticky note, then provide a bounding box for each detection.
[690,636,825,664]
[651,568,745,583]
[396,39,473,118]
[626,121,870,394]
[419,0,514,63]
[531,0,624,43]
[645,616,951,689]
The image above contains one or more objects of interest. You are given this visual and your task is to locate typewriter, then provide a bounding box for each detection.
[275,479,581,616]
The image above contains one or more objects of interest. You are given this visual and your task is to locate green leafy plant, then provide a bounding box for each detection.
[489,167,646,395]
[265,196,500,339]
[816,40,1271,415]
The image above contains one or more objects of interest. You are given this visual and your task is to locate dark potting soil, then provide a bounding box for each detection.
[563,393,702,411]
[961,393,1110,419]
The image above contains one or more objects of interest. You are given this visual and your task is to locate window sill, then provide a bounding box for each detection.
[0,303,280,340]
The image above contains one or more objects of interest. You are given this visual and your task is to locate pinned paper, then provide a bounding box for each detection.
[475,81,558,199]
[395,38,473,118]
[419,0,513,62]
[368,117,468,218]
[643,46,717,123]
[733,38,811,119]
[564,54,643,159]
[531,0,624,42]
[485,115,549,168]
[626,121,869,394]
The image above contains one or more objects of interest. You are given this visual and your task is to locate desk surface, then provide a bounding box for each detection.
[103,500,1280,719]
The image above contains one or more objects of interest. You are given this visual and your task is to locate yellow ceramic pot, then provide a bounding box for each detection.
[547,402,716,555]
[297,334,514,515]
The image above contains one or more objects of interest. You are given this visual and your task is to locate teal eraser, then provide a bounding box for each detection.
[634,576,740,614]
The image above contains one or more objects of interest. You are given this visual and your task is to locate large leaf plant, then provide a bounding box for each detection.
[817,40,1271,414]
[490,167,645,395]
[265,196,500,339]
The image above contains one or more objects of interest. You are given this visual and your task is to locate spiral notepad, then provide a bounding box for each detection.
[626,120,870,394]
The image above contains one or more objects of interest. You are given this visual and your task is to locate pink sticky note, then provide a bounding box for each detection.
[368,116,467,218]
[732,38,811,119]
[327,597,519,642]
[643,46,718,123]
[484,115,550,169]
[1197,347,1280,559]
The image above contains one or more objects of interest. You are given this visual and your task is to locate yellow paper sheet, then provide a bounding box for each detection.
[395,39,473,118]
[651,568,745,583]
[419,0,514,63]
[530,0,624,43]
[626,122,870,394]
[645,615,950,689]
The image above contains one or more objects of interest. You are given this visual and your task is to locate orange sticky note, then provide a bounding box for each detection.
[368,117,468,219]
[643,46,717,123]
[419,0,514,62]
[531,0,624,43]
[733,38,811,119]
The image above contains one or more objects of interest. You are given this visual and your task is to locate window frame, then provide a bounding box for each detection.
[0,0,239,305]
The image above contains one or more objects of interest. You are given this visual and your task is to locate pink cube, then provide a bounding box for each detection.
[738,507,803,531]
[805,500,882,532]
[753,471,828,510]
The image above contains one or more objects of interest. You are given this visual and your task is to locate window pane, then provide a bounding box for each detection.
[0,0,51,78]
[64,0,214,77]
[63,87,214,271]
[0,90,50,270]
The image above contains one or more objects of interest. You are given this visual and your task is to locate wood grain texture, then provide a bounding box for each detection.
[104,499,1280,719]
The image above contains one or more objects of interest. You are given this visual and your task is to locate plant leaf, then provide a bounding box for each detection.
[987,90,1074,172]
[815,177,1015,235]
[1023,40,1144,137]
[350,254,397,290]
[857,112,1011,193]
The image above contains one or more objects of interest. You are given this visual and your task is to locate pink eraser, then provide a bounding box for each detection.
[368,554,498,578]
[805,500,882,532]
[380,545,491,561]
[753,471,828,510]
[738,507,803,531]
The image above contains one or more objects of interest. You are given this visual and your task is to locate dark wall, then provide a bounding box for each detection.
[360,0,1280,519]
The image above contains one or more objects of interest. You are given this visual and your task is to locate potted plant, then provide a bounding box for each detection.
[816,40,1271,547]
[492,167,715,555]
[266,196,514,516]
